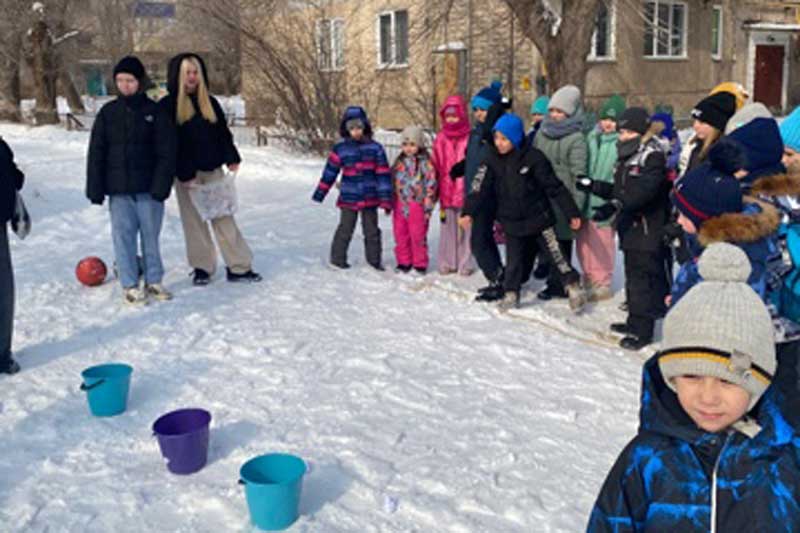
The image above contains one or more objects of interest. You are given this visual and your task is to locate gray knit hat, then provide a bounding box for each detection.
[548,85,582,117]
[659,243,776,410]
[724,103,773,135]
[400,125,425,147]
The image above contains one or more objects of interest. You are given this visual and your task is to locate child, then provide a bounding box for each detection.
[432,95,473,275]
[578,94,624,302]
[588,243,800,532]
[678,92,736,178]
[526,95,549,147]
[451,81,506,301]
[533,84,588,301]
[578,108,670,350]
[779,106,800,174]
[86,56,175,305]
[1,136,23,374]
[649,112,681,180]
[461,113,586,312]
[391,126,437,274]
[312,106,392,270]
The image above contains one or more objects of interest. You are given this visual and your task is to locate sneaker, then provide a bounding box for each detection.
[123,287,148,306]
[146,283,173,301]
[226,268,263,283]
[193,269,211,286]
[587,284,613,302]
[497,290,520,311]
[611,322,634,335]
[537,286,567,301]
[0,359,20,375]
[396,264,412,273]
[565,283,587,313]
[620,335,651,351]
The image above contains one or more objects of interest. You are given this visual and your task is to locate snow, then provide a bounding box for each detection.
[0,123,647,532]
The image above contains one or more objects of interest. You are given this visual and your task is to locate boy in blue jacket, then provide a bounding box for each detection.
[589,243,800,532]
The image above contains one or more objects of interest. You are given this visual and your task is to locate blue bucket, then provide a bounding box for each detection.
[239,454,307,531]
[80,363,133,417]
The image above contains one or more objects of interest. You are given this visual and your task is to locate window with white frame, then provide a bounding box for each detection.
[589,1,616,60]
[377,10,409,67]
[643,1,688,58]
[711,5,723,60]
[316,18,345,71]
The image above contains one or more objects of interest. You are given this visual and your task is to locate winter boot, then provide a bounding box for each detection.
[123,287,148,306]
[475,280,504,302]
[395,264,412,273]
[0,358,20,375]
[587,284,613,302]
[413,267,427,275]
[192,268,211,286]
[146,283,173,301]
[565,283,587,313]
[226,268,263,283]
[610,322,634,335]
[620,335,651,351]
[497,290,520,311]
[537,285,567,301]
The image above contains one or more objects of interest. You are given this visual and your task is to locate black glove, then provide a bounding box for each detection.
[450,160,465,179]
[592,201,620,222]
[576,177,594,193]
[662,221,684,247]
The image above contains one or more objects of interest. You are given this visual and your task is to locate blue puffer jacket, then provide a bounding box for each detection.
[671,200,781,306]
[588,355,800,532]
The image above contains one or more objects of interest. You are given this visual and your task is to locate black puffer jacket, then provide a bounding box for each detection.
[86,92,175,204]
[0,137,24,223]
[158,53,240,181]
[463,145,580,237]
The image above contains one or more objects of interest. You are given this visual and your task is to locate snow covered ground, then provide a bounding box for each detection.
[0,123,649,532]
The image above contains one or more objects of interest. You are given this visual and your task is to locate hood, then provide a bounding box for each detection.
[439,95,470,139]
[728,118,786,184]
[750,172,800,198]
[651,112,674,140]
[167,53,210,96]
[640,354,798,447]
[697,198,781,247]
[339,106,373,139]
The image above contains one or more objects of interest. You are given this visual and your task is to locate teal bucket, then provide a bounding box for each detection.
[239,454,307,531]
[80,363,133,417]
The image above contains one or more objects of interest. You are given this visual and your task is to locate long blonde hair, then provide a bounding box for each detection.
[176,56,217,125]
[697,127,721,162]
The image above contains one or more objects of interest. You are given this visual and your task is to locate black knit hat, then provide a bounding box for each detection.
[113,56,146,81]
[692,92,737,132]
[617,107,650,135]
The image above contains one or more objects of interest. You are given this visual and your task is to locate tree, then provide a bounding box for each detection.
[0,0,28,121]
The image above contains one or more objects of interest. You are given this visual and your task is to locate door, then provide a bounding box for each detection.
[754,44,784,111]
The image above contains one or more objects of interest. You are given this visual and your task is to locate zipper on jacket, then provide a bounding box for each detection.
[710,434,731,533]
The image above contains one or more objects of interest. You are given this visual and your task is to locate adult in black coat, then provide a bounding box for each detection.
[1,136,24,374]
[158,52,260,285]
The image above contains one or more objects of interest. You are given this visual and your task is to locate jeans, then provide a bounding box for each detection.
[109,193,165,288]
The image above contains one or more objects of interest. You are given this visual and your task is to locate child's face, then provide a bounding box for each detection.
[115,73,139,97]
[783,147,800,173]
[599,118,617,134]
[618,129,640,142]
[549,108,568,122]
[473,107,488,123]
[444,114,460,124]
[676,212,697,234]
[494,131,514,155]
[530,113,544,125]
[348,126,364,140]
[693,119,715,140]
[402,141,419,156]
[673,375,751,433]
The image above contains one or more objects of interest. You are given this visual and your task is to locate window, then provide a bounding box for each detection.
[711,5,723,60]
[377,10,409,67]
[643,1,688,58]
[589,1,615,60]
[316,18,345,71]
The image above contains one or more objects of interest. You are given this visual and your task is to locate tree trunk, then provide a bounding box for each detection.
[60,70,85,113]
[0,49,21,122]
[27,20,59,125]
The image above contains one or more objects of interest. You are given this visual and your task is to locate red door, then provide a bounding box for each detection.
[754,45,784,110]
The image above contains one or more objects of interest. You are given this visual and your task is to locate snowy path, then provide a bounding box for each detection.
[0,125,644,532]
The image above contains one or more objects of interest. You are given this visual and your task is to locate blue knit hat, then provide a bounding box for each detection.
[492,114,525,149]
[780,106,800,153]
[728,117,786,183]
[530,95,549,115]
[471,81,503,111]
[651,112,675,140]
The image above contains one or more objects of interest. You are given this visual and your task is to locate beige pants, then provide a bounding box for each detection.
[174,167,253,275]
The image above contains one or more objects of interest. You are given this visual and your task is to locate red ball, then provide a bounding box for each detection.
[76,256,107,287]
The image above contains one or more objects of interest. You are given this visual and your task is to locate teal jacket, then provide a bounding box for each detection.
[585,130,619,227]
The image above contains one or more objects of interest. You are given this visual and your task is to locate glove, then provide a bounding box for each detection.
[662,221,684,247]
[449,160,465,179]
[576,177,593,193]
[592,201,620,222]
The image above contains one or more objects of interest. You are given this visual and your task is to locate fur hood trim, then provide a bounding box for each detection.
[697,198,780,247]
[750,172,800,198]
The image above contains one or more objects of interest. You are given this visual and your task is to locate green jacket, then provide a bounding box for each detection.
[584,130,619,227]
[534,129,588,239]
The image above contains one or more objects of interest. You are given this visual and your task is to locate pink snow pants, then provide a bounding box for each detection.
[437,207,474,275]
[393,200,430,269]
[576,220,616,287]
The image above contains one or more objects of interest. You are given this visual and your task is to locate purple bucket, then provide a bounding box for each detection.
[152,408,211,475]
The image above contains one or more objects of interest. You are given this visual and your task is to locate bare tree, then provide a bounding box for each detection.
[0,0,28,121]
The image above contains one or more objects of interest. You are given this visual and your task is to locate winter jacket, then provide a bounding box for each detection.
[392,151,437,216]
[588,354,800,533]
[0,138,24,224]
[534,117,588,240]
[584,130,618,227]
[462,144,580,237]
[671,199,780,305]
[600,137,670,252]
[312,106,392,211]
[454,102,505,199]
[432,96,470,209]
[158,53,241,181]
[525,121,541,149]
[86,93,175,204]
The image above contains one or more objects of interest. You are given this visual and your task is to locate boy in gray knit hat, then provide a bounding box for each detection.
[588,242,800,532]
